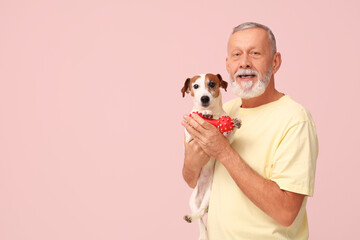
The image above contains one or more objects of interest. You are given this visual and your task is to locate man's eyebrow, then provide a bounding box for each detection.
[230,47,262,52]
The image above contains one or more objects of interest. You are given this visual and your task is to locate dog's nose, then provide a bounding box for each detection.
[201,96,210,104]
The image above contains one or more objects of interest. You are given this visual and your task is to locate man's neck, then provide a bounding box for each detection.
[241,79,284,108]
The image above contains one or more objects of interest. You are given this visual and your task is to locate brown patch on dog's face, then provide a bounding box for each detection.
[181,75,201,97]
[205,73,228,98]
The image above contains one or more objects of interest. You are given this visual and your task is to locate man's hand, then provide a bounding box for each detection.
[184,139,210,171]
[182,114,231,161]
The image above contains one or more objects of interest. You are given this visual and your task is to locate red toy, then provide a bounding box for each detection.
[189,112,238,134]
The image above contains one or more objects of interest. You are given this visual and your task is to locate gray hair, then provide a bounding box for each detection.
[232,22,277,56]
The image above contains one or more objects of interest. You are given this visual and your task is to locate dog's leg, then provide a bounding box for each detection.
[184,159,215,223]
[184,158,215,240]
[233,117,241,129]
[195,163,215,240]
[198,217,209,240]
[184,129,192,143]
[184,184,207,223]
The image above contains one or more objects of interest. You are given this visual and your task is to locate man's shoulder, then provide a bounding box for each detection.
[279,95,314,123]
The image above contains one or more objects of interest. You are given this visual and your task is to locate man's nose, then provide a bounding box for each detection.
[238,54,251,68]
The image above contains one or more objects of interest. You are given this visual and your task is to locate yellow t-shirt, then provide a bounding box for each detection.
[207,95,318,240]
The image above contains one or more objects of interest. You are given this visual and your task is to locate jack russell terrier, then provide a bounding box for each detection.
[181,73,241,240]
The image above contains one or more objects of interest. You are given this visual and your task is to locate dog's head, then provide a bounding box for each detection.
[181,73,228,108]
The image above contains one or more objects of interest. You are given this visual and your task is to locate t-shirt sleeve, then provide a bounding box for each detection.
[269,120,318,196]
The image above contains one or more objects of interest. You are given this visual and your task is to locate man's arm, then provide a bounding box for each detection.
[220,144,305,226]
[182,114,305,227]
[182,138,210,188]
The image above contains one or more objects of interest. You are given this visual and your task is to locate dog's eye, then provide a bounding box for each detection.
[193,84,199,89]
[209,81,216,88]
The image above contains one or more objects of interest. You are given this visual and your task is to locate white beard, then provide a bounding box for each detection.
[231,67,272,99]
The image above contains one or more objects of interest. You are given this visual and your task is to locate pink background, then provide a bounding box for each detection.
[0,0,359,239]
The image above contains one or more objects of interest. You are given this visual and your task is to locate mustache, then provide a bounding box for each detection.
[234,69,260,79]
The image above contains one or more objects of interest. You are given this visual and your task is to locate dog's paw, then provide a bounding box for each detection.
[184,215,192,223]
[203,114,213,119]
[233,118,241,129]
[202,110,213,119]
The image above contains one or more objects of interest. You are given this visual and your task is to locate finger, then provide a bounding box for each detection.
[190,113,214,130]
[183,114,207,133]
[192,139,210,156]
[182,119,203,140]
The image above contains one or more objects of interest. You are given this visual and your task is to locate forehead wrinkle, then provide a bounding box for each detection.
[227,28,271,55]
[228,41,265,54]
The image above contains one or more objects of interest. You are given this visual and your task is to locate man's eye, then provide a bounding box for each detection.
[252,52,260,55]
[209,81,216,88]
[193,84,199,89]
[234,53,240,56]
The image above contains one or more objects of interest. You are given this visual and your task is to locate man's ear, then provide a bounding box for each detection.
[226,57,230,73]
[272,52,282,74]
[217,74,228,92]
[181,78,191,97]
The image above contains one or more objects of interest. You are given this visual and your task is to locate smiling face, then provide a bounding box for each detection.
[226,28,280,99]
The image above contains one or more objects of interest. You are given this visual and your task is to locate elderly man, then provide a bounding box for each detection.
[182,22,318,240]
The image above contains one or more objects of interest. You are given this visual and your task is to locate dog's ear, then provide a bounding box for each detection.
[181,78,191,97]
[217,74,228,92]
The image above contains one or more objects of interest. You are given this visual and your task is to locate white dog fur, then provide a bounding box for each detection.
[181,73,241,240]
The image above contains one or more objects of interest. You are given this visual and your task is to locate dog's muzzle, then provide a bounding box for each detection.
[201,96,210,106]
